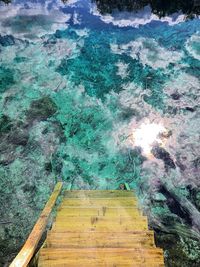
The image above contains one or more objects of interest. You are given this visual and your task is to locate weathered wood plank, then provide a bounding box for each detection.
[46,230,155,239]
[54,215,147,224]
[60,198,139,208]
[46,234,155,248]
[51,222,148,232]
[57,207,142,216]
[38,260,164,267]
[39,247,164,262]
[64,190,135,198]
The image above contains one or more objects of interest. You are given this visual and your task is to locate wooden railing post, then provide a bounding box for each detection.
[10,182,63,267]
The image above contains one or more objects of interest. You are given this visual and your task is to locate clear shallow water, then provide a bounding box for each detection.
[0,0,200,266]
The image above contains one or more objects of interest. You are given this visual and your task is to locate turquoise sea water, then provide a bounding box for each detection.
[0,0,200,266]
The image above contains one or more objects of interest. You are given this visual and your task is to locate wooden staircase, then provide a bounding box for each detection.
[37,190,165,267]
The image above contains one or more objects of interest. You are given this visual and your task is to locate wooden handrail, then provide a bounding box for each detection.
[10,182,63,267]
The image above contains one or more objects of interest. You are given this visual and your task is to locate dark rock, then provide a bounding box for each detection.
[22,183,36,193]
[176,160,187,171]
[26,96,57,123]
[193,157,200,169]
[159,185,192,224]
[0,155,15,166]
[187,185,200,211]
[185,107,196,112]
[171,92,181,100]
[155,231,200,267]
[120,107,137,120]
[0,114,12,136]
[0,34,15,47]
[14,56,27,63]
[151,146,176,170]
[45,162,53,172]
[42,128,49,135]
[8,129,29,146]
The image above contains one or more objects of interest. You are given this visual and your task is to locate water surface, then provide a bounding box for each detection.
[0,0,200,266]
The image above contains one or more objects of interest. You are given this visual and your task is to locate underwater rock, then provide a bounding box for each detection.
[0,115,29,146]
[0,114,12,136]
[171,92,181,100]
[185,107,196,112]
[26,96,57,124]
[8,127,29,146]
[0,117,29,166]
[187,185,200,211]
[120,107,137,121]
[159,185,192,225]
[44,162,53,172]
[193,157,200,169]
[0,34,15,46]
[175,160,186,171]
[151,146,176,170]
[155,232,200,267]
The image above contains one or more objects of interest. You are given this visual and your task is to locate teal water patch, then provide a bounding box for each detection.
[56,31,124,97]
[52,87,143,188]
[0,65,15,93]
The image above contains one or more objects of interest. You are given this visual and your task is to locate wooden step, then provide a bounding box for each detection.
[54,216,148,224]
[38,248,164,263]
[56,207,142,217]
[38,247,164,258]
[64,190,136,198]
[46,234,155,248]
[56,214,144,222]
[54,216,148,231]
[38,260,164,267]
[52,223,148,233]
[60,198,139,208]
[46,230,155,239]
[46,231,155,247]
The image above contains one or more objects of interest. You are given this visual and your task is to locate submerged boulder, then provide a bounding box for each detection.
[0,34,15,47]
[26,96,57,124]
[151,146,176,170]
[0,114,12,136]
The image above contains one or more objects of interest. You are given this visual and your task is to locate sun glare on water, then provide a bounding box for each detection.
[133,121,167,157]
